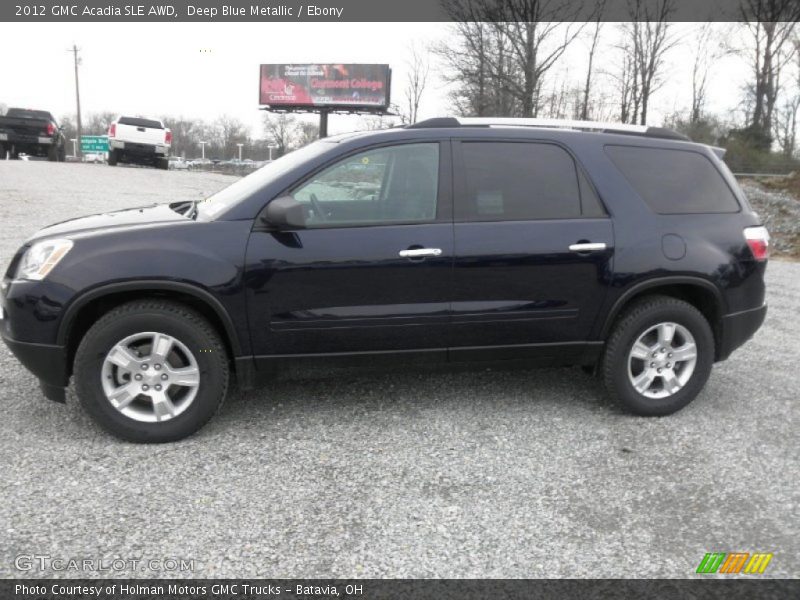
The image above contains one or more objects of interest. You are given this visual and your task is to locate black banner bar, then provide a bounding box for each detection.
[0,0,778,23]
[3,579,799,600]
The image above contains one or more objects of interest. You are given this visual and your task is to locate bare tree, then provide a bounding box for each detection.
[580,1,606,120]
[773,94,800,157]
[435,18,507,116]
[294,121,320,147]
[439,0,590,117]
[404,43,431,124]
[487,2,589,117]
[772,39,800,157]
[623,0,678,125]
[59,114,77,146]
[262,113,296,157]
[690,24,728,124]
[359,114,399,130]
[608,35,638,123]
[739,0,800,147]
[215,115,248,159]
[162,116,201,158]
[84,111,117,135]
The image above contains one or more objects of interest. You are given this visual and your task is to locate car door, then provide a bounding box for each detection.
[244,140,453,366]
[450,139,614,364]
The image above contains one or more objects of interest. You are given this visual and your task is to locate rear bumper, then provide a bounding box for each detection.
[717,303,767,361]
[1,334,68,402]
[110,140,168,156]
[0,133,55,147]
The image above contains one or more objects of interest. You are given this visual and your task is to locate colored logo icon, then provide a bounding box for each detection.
[696,552,773,574]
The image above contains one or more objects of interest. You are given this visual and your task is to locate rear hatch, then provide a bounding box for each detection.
[0,110,52,141]
[114,116,166,145]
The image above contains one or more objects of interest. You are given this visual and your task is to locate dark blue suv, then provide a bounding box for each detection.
[1,118,769,442]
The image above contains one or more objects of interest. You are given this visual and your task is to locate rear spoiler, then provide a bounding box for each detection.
[709,146,726,159]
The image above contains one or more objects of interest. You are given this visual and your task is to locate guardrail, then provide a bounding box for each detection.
[733,172,793,178]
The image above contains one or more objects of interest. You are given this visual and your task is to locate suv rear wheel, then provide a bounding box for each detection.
[74,300,229,442]
[603,295,714,416]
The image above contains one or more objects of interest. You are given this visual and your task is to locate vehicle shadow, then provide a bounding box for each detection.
[219,362,611,421]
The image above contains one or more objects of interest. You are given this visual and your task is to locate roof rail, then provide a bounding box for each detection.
[407,117,689,141]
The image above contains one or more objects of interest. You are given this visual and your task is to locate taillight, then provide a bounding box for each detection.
[108,123,116,137]
[165,129,172,145]
[46,122,55,136]
[744,226,770,261]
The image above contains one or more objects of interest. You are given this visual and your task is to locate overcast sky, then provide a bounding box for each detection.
[0,22,751,139]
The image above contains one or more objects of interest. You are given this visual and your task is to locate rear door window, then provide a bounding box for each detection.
[457,142,601,221]
[605,145,740,214]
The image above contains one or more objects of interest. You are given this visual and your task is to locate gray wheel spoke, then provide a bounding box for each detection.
[662,370,681,395]
[671,343,697,362]
[106,345,142,372]
[632,371,656,393]
[630,341,652,361]
[150,333,174,362]
[152,394,177,421]
[108,382,138,409]
[168,366,200,388]
[658,323,676,346]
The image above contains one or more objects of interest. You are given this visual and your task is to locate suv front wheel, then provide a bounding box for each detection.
[602,295,714,416]
[74,300,229,442]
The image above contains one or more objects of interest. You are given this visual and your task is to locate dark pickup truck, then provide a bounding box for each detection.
[0,108,67,161]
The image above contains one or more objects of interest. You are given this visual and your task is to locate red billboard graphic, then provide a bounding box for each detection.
[259,64,391,109]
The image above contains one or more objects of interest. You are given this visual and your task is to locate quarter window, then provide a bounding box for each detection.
[458,142,590,221]
[292,143,439,227]
[605,145,740,214]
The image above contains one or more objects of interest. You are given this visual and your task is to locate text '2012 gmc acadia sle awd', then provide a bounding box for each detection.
[1,118,768,442]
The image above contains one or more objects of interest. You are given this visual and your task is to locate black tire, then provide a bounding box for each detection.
[602,295,714,416]
[47,144,58,162]
[74,300,229,442]
[0,143,5,159]
[158,156,169,170]
[58,144,66,162]
[107,149,118,166]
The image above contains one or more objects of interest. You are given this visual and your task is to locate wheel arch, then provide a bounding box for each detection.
[598,276,726,359]
[59,281,243,376]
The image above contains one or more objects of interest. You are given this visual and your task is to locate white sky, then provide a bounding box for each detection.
[0,22,752,138]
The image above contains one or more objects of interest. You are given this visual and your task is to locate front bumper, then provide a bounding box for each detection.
[1,278,70,402]
[1,335,68,402]
[717,303,767,361]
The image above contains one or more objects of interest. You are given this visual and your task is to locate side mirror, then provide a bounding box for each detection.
[263,196,307,230]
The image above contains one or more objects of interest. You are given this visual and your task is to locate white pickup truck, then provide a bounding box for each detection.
[107,116,171,169]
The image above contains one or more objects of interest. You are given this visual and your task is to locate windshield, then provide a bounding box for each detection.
[196,140,334,219]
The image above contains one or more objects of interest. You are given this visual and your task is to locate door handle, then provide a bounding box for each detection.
[568,242,607,253]
[399,248,443,258]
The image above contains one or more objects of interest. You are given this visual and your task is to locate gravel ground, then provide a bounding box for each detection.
[0,161,797,579]
[740,179,800,257]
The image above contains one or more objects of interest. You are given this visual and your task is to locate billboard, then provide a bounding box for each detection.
[259,64,391,110]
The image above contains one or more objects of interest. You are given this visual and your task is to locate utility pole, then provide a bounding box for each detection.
[69,44,82,159]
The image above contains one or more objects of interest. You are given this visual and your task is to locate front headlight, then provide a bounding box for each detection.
[16,239,73,281]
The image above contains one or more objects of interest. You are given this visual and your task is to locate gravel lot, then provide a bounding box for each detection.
[0,161,797,579]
